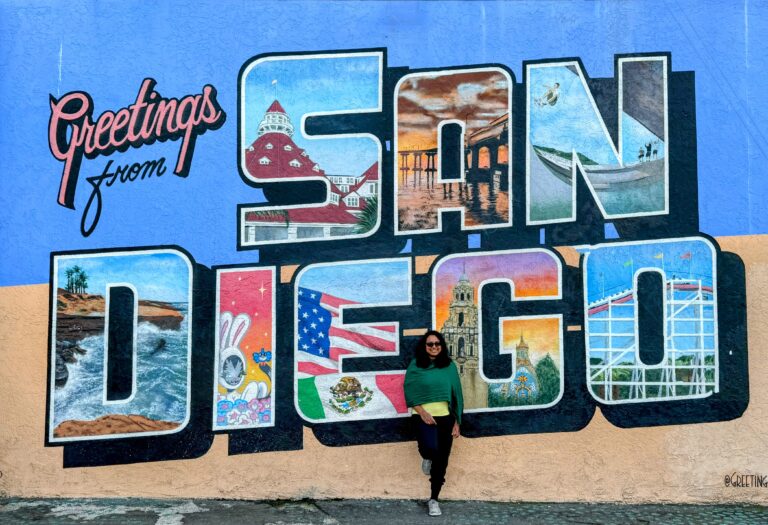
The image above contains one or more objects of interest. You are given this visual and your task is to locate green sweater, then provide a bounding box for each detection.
[403,359,464,425]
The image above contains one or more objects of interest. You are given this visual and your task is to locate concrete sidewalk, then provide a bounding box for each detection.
[1,498,767,524]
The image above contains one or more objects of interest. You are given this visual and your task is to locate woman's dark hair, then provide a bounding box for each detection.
[414,330,451,368]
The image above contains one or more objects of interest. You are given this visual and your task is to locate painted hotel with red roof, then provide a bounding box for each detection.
[242,100,378,243]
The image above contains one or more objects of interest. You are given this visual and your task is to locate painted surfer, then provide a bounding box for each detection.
[535,82,560,107]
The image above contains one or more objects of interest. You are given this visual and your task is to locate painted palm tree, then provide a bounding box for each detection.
[78,272,89,294]
[65,265,89,294]
[65,268,74,293]
[355,196,378,234]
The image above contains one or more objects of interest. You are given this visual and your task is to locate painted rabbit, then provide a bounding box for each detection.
[218,311,269,402]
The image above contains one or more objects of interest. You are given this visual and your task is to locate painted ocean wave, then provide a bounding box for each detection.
[53,304,190,427]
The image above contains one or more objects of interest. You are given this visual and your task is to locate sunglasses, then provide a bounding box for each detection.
[425,341,441,347]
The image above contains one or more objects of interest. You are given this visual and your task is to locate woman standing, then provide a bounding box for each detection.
[403,330,464,517]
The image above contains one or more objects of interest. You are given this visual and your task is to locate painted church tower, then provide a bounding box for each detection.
[511,333,539,399]
[441,272,487,409]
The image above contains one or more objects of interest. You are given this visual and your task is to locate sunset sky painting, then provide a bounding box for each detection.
[433,251,560,329]
[396,70,510,153]
[501,317,561,366]
[395,69,513,232]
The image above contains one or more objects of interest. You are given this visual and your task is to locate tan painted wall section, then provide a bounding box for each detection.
[0,235,766,503]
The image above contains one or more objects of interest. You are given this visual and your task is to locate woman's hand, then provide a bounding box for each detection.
[451,422,460,438]
[414,406,436,425]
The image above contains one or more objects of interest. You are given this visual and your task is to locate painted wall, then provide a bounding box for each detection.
[1,0,767,504]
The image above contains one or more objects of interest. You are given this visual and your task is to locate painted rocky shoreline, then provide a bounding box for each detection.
[54,289,184,387]
[53,414,180,438]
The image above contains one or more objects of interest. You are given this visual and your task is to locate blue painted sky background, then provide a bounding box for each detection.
[584,239,713,303]
[1,0,766,286]
[56,251,191,303]
[529,64,666,165]
[299,259,410,304]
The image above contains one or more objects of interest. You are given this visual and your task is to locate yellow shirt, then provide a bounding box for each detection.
[411,401,450,417]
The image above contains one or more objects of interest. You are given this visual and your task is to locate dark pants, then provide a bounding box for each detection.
[412,414,455,501]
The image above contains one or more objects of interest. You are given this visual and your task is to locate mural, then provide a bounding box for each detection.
[214,267,275,430]
[239,52,382,245]
[584,238,717,404]
[527,57,668,223]
[48,79,226,236]
[30,47,749,466]
[432,251,562,411]
[395,68,512,233]
[489,317,562,409]
[49,250,192,442]
[294,259,410,423]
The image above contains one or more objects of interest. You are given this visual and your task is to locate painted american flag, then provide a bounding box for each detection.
[296,287,398,378]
